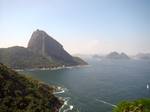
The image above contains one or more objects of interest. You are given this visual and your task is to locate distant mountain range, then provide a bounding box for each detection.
[92,52,130,60]
[105,52,130,60]
[135,53,150,60]
[92,52,150,60]
[0,29,87,69]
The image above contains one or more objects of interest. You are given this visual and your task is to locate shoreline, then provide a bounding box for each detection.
[14,64,90,72]
[53,86,74,112]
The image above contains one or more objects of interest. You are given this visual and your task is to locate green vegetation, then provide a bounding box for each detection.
[0,46,87,69]
[113,99,150,112]
[0,46,58,69]
[0,63,62,112]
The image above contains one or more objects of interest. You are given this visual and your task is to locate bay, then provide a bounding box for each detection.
[21,59,150,112]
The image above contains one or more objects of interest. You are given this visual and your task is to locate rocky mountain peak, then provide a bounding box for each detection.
[27,30,77,65]
[0,29,87,68]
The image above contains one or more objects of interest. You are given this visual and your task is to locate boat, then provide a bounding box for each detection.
[147,84,149,89]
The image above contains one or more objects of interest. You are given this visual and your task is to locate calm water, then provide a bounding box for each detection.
[22,59,150,112]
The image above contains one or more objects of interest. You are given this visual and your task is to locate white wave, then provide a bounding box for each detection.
[58,86,61,90]
[54,86,68,94]
[59,97,71,112]
[63,105,74,112]
[56,86,73,112]
[70,105,73,110]
[54,90,65,94]
[64,101,68,105]
[95,99,117,107]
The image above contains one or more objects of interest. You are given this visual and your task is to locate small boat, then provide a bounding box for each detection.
[147,84,149,89]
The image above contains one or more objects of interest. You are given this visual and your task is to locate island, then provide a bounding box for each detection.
[105,52,130,60]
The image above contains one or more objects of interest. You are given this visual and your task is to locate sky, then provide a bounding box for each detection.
[0,0,150,55]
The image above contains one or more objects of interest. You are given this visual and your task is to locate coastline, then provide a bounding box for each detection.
[13,64,85,112]
[14,64,89,112]
[14,64,90,72]
[53,86,74,112]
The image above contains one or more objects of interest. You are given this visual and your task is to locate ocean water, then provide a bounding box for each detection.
[22,59,150,112]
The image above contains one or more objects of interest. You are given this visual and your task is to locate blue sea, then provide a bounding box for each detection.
[22,59,150,112]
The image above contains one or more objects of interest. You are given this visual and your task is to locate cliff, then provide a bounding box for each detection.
[28,30,77,65]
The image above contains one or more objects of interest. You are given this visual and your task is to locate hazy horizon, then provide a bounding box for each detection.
[0,0,150,55]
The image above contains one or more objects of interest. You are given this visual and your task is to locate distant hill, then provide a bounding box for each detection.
[92,54,103,59]
[0,29,87,69]
[135,53,150,60]
[0,46,55,69]
[0,63,62,112]
[105,52,130,60]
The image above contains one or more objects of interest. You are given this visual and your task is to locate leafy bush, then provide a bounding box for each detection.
[113,99,150,112]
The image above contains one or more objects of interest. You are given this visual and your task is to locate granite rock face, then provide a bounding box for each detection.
[28,30,83,65]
